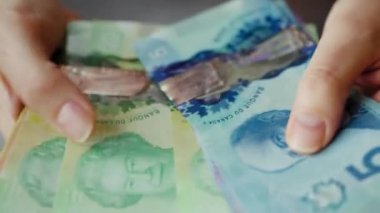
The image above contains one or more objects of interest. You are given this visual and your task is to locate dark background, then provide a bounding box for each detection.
[61,0,335,33]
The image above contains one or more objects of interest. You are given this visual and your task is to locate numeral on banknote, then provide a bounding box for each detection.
[346,147,380,181]
[149,47,168,59]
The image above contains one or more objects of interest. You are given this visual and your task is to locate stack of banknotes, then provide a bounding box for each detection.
[0,20,230,213]
[1,0,380,212]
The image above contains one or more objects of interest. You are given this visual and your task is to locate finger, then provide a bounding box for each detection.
[0,75,23,139]
[355,69,380,96]
[0,74,23,119]
[372,90,380,102]
[0,109,15,141]
[354,83,379,98]
[286,0,380,154]
[62,7,80,20]
[0,13,94,142]
[356,69,380,87]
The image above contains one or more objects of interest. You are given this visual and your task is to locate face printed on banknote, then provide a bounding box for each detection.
[75,133,175,208]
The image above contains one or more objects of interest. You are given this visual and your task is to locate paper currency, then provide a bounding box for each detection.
[62,20,161,97]
[0,110,65,213]
[139,38,380,213]
[136,0,314,105]
[135,0,380,212]
[169,24,316,213]
[304,24,319,42]
[54,21,178,213]
[155,27,312,104]
[54,96,177,213]
[135,1,380,209]
[172,110,230,213]
[66,21,159,69]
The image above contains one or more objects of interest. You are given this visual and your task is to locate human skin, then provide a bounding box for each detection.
[286,0,380,154]
[0,0,94,142]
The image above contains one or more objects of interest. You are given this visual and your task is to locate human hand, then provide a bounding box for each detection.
[0,0,94,142]
[286,0,380,154]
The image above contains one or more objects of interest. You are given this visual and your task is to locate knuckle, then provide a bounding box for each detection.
[301,66,347,98]
[22,71,61,106]
[295,68,345,115]
[305,67,341,87]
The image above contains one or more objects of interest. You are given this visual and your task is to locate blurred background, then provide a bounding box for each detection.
[0,0,334,145]
[61,0,334,33]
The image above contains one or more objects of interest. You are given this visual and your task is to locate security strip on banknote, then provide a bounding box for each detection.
[136,0,380,212]
[61,65,150,97]
[159,27,314,105]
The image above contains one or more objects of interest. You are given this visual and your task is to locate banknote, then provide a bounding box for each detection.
[132,0,380,213]
[0,110,66,213]
[66,20,160,69]
[53,21,177,213]
[135,0,315,105]
[135,0,316,211]
[171,110,230,213]
[140,21,318,213]
[139,37,380,213]
[304,24,319,42]
[54,95,177,213]
[136,1,380,210]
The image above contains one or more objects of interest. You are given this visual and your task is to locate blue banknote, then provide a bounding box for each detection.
[134,0,380,212]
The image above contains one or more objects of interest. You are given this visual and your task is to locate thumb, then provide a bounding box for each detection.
[0,75,23,139]
[62,6,80,21]
[0,12,94,142]
[286,1,379,154]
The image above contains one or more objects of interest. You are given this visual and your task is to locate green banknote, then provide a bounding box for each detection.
[54,96,177,213]
[172,111,230,213]
[0,110,66,213]
[66,21,160,70]
[304,23,319,42]
[54,21,178,213]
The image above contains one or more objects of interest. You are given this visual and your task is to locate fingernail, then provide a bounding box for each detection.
[288,113,326,154]
[57,101,93,143]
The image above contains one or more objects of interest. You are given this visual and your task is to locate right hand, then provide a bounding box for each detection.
[286,0,380,154]
[0,0,94,142]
